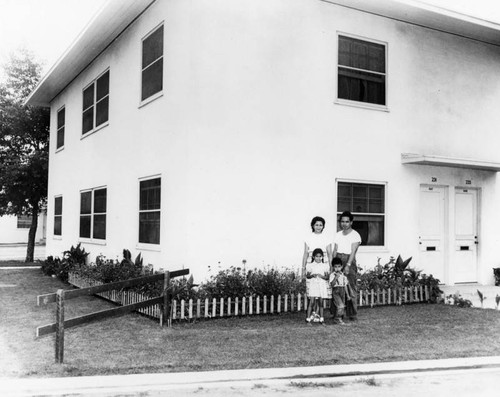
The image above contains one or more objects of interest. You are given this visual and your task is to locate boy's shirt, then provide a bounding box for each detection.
[329,271,349,287]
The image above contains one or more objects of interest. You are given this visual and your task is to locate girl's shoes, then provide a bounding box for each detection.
[319,317,325,325]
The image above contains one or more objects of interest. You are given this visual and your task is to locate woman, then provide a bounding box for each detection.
[302,216,333,278]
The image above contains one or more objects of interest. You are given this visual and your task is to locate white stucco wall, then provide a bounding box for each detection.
[0,213,46,244]
[45,0,500,284]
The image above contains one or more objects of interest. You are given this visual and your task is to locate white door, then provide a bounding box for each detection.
[453,188,478,283]
[419,186,446,282]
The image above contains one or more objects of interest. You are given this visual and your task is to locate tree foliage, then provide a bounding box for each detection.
[0,48,49,262]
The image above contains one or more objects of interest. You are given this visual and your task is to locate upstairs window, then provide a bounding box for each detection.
[57,107,65,149]
[82,70,109,135]
[139,177,161,244]
[337,181,385,246]
[338,35,386,106]
[141,24,164,101]
[54,196,63,236]
[80,187,107,240]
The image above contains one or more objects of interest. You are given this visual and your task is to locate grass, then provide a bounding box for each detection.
[2,267,500,378]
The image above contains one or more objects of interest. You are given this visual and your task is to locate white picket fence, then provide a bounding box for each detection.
[68,273,434,321]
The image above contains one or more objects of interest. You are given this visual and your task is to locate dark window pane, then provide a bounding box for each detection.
[338,183,351,198]
[140,178,161,210]
[142,25,164,68]
[96,71,109,101]
[353,215,385,246]
[54,216,62,236]
[80,191,92,214]
[57,108,65,128]
[339,36,385,73]
[93,214,106,239]
[82,107,94,134]
[338,68,385,105]
[369,199,384,213]
[141,58,163,100]
[54,196,63,216]
[337,198,351,213]
[94,188,107,213]
[80,215,91,238]
[139,211,160,244]
[57,127,65,149]
[96,96,109,127]
[83,84,94,110]
[369,186,383,199]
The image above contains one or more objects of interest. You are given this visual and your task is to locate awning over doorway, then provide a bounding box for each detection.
[401,153,500,172]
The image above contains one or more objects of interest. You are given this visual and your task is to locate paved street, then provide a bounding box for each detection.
[1,357,499,397]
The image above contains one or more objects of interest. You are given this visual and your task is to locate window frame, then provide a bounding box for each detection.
[140,23,164,107]
[336,179,387,251]
[79,186,107,244]
[56,106,65,151]
[137,175,161,249]
[54,195,63,237]
[335,32,388,112]
[81,69,110,137]
[17,215,32,229]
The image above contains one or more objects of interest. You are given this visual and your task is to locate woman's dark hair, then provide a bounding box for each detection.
[339,211,354,222]
[312,248,324,258]
[310,216,326,232]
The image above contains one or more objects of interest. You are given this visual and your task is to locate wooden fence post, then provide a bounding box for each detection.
[55,289,65,364]
[161,271,171,327]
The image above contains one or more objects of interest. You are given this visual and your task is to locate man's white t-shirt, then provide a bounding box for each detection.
[333,230,361,254]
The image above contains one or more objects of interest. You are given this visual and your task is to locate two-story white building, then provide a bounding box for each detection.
[27,0,500,284]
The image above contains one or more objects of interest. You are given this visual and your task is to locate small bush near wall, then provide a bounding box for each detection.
[197,266,305,299]
[357,256,442,303]
[40,243,89,282]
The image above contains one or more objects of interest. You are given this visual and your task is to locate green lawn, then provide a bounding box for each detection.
[2,267,500,378]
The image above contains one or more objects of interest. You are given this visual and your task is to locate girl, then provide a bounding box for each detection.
[305,248,330,325]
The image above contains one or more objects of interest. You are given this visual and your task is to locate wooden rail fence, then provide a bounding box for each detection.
[68,272,434,321]
[36,269,189,363]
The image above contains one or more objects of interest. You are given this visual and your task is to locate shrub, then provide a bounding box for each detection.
[197,266,305,299]
[357,255,442,302]
[40,243,88,282]
[446,292,473,308]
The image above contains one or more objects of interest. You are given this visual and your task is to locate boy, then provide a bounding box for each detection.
[329,257,351,325]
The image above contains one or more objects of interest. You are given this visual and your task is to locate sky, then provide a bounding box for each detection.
[1,0,500,82]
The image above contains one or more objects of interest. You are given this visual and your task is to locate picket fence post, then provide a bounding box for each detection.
[55,289,65,364]
[242,297,246,315]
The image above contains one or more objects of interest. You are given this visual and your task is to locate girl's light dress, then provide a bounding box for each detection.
[306,261,331,299]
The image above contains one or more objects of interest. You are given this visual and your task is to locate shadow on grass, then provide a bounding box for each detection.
[1,268,500,378]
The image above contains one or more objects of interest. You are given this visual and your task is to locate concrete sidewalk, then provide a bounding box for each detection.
[1,356,500,396]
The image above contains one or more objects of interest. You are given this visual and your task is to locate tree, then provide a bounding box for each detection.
[0,49,49,262]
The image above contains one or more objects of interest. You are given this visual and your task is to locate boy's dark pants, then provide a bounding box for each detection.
[331,286,346,321]
[335,253,358,320]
